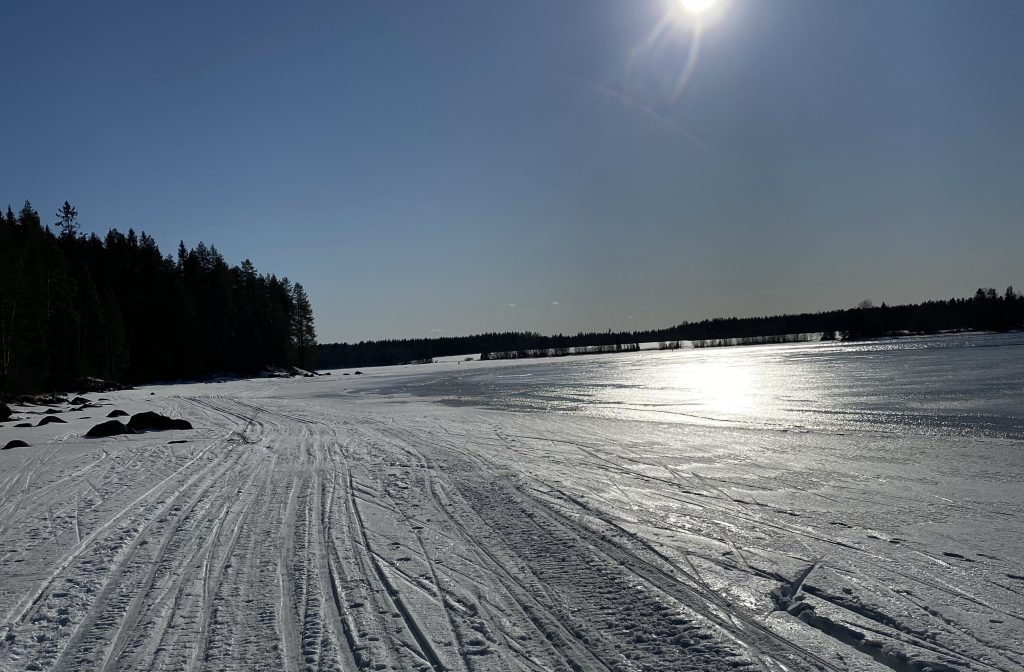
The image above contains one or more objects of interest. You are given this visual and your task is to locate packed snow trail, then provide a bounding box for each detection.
[0,365,1021,671]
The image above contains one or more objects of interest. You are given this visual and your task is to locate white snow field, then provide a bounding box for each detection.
[1,333,1022,672]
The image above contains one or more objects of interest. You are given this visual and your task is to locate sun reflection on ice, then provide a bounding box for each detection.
[675,357,760,417]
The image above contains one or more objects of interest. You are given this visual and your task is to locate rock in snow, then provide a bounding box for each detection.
[2,440,28,450]
[126,411,192,432]
[36,416,67,426]
[84,420,134,438]
[0,402,11,421]
[106,409,129,418]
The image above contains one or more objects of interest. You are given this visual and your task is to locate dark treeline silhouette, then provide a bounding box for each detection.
[638,291,1022,343]
[691,333,814,348]
[318,331,648,369]
[318,289,1022,369]
[480,342,641,360]
[1,200,316,396]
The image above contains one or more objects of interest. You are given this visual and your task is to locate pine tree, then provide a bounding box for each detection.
[291,283,317,369]
[1,198,321,394]
[55,201,79,239]
[99,284,128,380]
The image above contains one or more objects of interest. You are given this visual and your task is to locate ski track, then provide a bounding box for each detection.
[0,377,1021,672]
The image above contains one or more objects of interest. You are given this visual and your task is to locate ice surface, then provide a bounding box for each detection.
[0,333,1021,671]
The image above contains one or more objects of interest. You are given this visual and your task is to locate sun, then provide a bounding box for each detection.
[679,0,718,15]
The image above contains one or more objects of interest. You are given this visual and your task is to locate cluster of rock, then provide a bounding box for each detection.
[1,391,194,451]
[76,377,128,393]
[85,411,192,438]
[1,394,100,423]
[261,366,331,379]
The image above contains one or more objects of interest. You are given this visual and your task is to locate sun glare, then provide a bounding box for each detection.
[680,0,718,15]
[691,362,755,415]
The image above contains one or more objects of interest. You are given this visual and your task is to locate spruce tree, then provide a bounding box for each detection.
[291,282,317,369]
[0,198,319,394]
[55,201,79,239]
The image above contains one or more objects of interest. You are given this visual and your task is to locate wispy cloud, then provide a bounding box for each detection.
[430,329,444,333]
[551,301,560,305]
[505,303,517,308]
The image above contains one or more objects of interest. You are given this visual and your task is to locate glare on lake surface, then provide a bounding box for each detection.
[388,332,1024,440]
[670,358,757,416]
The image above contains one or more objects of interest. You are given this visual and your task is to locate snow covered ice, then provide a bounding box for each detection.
[1,333,1022,671]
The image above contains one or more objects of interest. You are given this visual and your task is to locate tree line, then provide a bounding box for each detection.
[480,342,641,361]
[689,333,814,349]
[318,331,650,369]
[1,200,316,397]
[317,288,1022,369]
[636,290,1022,343]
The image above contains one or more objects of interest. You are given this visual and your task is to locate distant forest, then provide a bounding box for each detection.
[1,200,316,396]
[318,288,1023,369]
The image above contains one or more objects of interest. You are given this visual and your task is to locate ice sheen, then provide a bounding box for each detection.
[389,332,1024,439]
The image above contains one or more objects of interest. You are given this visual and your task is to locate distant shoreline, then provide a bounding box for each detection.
[318,288,1023,369]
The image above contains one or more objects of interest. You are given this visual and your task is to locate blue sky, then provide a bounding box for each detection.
[3,1,1022,342]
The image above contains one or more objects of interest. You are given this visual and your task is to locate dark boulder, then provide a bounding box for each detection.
[37,416,68,426]
[70,396,90,405]
[107,409,129,418]
[2,440,29,450]
[127,411,192,433]
[354,371,363,375]
[0,402,11,421]
[15,422,32,428]
[44,408,62,415]
[85,420,133,438]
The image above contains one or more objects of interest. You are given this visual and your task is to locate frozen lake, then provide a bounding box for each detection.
[1,332,1021,671]
[389,332,1024,438]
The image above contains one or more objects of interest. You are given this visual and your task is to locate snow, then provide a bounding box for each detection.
[1,336,1022,671]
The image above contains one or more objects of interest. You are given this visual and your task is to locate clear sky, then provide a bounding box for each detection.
[3,1,1022,343]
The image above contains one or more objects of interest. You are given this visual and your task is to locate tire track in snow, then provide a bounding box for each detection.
[49,442,251,670]
[0,433,231,671]
[371,419,837,672]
